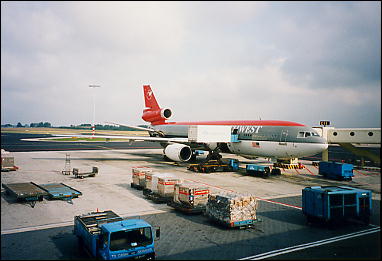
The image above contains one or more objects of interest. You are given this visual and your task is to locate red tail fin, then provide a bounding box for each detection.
[142,85,172,125]
[143,85,160,110]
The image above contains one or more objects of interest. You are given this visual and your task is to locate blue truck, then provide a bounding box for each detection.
[74,210,160,260]
[318,161,354,181]
[302,186,372,225]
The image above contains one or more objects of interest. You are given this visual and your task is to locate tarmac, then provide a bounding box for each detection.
[1,133,381,260]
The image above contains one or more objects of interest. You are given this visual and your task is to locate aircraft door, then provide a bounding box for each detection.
[279,129,288,145]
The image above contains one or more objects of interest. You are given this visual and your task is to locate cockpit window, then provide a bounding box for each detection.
[297,131,320,138]
[297,132,305,138]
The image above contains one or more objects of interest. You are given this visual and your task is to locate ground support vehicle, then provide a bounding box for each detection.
[73,210,159,260]
[246,164,271,177]
[318,161,354,181]
[73,167,98,179]
[302,186,372,225]
[273,162,304,169]
[187,159,239,173]
[270,168,281,175]
[36,183,82,204]
[2,182,48,207]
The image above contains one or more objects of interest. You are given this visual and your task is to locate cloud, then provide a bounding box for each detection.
[1,1,380,128]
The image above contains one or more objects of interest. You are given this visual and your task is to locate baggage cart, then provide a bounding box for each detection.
[167,200,206,214]
[2,182,48,207]
[36,183,82,204]
[73,167,98,179]
[146,191,172,204]
[205,214,258,229]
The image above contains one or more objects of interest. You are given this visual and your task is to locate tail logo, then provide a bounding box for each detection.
[146,90,153,100]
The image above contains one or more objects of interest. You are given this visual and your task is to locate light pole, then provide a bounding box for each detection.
[89,84,100,137]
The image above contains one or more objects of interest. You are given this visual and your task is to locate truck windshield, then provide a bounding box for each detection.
[109,227,152,251]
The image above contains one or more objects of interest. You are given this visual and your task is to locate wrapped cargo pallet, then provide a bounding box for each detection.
[205,192,258,227]
[131,167,152,187]
[174,182,209,207]
[157,176,181,198]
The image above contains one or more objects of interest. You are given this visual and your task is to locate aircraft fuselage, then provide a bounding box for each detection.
[151,121,328,159]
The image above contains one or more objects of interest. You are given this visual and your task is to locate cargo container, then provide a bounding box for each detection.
[156,177,180,199]
[318,161,354,181]
[143,173,179,203]
[131,167,152,190]
[302,186,372,225]
[167,182,209,213]
[188,125,232,143]
[73,210,160,260]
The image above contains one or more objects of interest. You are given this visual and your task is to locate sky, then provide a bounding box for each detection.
[1,1,381,128]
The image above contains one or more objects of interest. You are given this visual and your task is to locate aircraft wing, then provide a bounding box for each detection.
[105,122,156,132]
[50,134,189,144]
[104,122,168,137]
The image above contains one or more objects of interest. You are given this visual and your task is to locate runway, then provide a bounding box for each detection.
[1,132,380,260]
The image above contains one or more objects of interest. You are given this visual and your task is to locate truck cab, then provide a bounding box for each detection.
[74,211,159,260]
[99,219,156,260]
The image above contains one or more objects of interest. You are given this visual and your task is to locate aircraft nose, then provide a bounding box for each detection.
[321,142,328,151]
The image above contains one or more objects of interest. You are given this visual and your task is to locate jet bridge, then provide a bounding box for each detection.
[313,126,381,164]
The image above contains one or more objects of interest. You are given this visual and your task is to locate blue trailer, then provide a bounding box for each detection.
[246,164,271,177]
[74,210,160,260]
[318,161,354,181]
[302,186,372,225]
[36,183,82,204]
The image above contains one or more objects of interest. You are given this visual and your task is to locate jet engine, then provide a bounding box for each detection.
[164,143,192,162]
[142,108,172,124]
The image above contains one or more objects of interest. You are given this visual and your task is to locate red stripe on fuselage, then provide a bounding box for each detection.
[153,120,305,127]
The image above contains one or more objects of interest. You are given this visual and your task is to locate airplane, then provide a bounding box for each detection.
[55,85,328,163]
